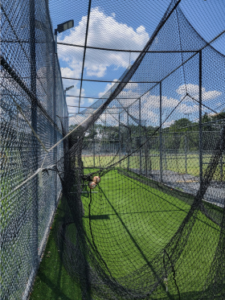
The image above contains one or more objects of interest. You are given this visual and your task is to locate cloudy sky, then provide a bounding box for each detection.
[49,0,225,126]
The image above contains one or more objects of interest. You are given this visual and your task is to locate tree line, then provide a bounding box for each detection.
[69,112,225,151]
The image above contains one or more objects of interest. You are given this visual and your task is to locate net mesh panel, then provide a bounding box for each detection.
[55,1,225,299]
[0,0,67,299]
[1,0,225,299]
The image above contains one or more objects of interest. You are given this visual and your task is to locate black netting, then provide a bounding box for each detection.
[1,0,67,299]
[1,0,225,299]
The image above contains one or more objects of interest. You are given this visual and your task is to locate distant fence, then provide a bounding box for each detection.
[82,130,224,181]
[0,0,67,299]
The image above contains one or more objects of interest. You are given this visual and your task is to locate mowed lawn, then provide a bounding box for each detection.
[31,168,220,299]
[83,152,225,180]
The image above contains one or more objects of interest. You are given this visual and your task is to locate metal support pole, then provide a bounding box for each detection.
[185,133,187,174]
[199,50,203,190]
[164,136,167,170]
[139,98,142,174]
[159,82,163,182]
[127,108,130,170]
[54,29,57,54]
[220,153,223,181]
[63,90,65,126]
[119,113,121,167]
[30,0,38,270]
[17,107,19,142]
[53,33,58,206]
[145,132,148,177]
[93,124,95,167]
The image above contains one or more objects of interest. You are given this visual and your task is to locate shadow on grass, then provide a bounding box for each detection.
[123,173,220,232]
[83,209,190,220]
[83,214,110,220]
[30,200,82,300]
[33,272,72,300]
[98,185,174,300]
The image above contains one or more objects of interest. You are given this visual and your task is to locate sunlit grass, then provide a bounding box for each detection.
[31,168,221,299]
[82,153,225,180]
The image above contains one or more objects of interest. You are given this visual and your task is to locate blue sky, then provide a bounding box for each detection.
[49,0,225,126]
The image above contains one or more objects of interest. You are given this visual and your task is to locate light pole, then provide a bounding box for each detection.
[64,85,74,118]
[54,20,74,53]
[64,85,74,130]
[64,85,74,95]
[53,20,74,206]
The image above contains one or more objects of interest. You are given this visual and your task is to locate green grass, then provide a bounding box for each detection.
[31,168,221,299]
[82,152,225,180]
[30,201,82,300]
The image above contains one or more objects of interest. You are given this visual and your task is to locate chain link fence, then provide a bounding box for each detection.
[0,0,68,299]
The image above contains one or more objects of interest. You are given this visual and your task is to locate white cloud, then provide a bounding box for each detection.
[58,7,149,78]
[61,67,81,80]
[146,95,198,113]
[69,113,86,126]
[176,84,222,101]
[88,98,95,104]
[164,120,175,128]
[124,82,139,90]
[61,67,87,115]
[98,79,118,98]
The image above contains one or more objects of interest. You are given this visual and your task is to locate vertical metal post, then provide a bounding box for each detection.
[17,107,19,142]
[119,113,121,167]
[30,0,38,270]
[105,112,107,155]
[220,152,223,181]
[159,82,163,182]
[63,90,65,128]
[185,133,188,174]
[54,29,57,54]
[127,108,130,170]
[139,98,142,174]
[199,50,203,190]
[93,124,95,167]
[164,136,167,170]
[53,32,57,206]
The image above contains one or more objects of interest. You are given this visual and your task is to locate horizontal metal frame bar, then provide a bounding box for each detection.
[62,77,159,84]
[57,42,198,53]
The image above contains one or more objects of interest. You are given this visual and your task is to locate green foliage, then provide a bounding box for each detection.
[169,118,192,133]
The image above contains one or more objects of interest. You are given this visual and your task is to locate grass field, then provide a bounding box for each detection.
[82,152,225,180]
[31,167,220,299]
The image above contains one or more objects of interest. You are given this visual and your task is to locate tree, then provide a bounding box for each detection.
[169,118,192,133]
[202,113,212,131]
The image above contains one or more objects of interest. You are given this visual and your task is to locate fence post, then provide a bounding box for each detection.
[119,113,121,167]
[53,36,57,207]
[185,133,188,174]
[160,82,163,182]
[30,0,38,270]
[220,151,223,181]
[127,108,130,170]
[93,124,95,167]
[199,50,203,190]
[164,136,167,170]
[139,98,142,174]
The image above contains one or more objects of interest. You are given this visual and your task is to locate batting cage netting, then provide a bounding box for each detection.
[1,0,225,299]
